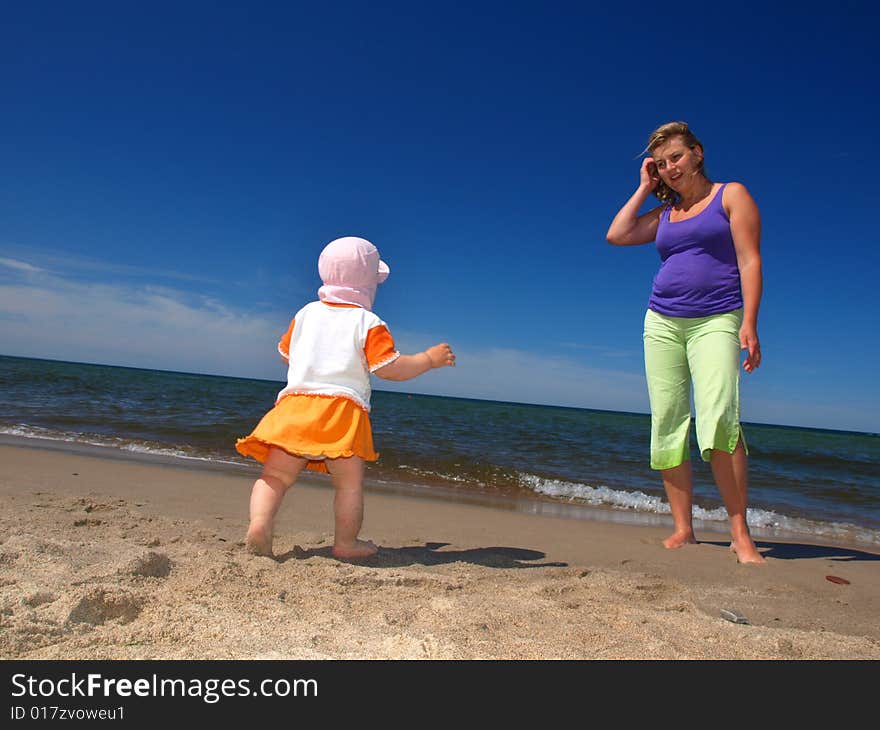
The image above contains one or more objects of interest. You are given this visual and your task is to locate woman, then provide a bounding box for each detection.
[606,121,764,564]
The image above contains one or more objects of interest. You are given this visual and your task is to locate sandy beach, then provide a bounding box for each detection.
[1,439,878,660]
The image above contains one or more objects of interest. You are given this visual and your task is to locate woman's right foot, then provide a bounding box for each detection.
[662,530,697,549]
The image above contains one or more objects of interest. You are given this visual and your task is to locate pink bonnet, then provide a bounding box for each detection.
[317,236,390,311]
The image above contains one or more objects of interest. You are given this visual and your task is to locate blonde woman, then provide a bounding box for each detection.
[607,121,764,564]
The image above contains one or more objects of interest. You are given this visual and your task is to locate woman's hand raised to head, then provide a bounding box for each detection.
[640,157,660,191]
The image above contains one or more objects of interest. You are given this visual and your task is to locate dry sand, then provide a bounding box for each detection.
[1,440,878,660]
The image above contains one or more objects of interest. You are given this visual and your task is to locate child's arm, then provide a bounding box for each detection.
[374,343,455,382]
[278,317,295,363]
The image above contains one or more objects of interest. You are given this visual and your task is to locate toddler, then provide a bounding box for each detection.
[235,236,455,558]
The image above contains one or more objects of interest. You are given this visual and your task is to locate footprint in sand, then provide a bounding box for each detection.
[73,518,103,527]
[125,551,172,579]
[67,588,143,626]
[0,549,20,566]
[22,591,57,608]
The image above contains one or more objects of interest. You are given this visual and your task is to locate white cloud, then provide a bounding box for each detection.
[0,257,44,273]
[0,274,287,381]
[374,330,650,414]
[0,246,227,286]
[558,341,639,358]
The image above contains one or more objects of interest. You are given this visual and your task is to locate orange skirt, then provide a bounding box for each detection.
[235,393,378,474]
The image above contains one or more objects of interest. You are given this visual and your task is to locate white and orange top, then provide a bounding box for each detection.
[276,301,400,412]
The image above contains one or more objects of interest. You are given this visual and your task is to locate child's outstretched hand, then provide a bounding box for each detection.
[374,342,455,381]
[425,343,455,368]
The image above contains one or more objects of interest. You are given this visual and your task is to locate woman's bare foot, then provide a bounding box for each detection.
[663,530,697,549]
[245,523,273,557]
[332,539,378,560]
[731,538,765,564]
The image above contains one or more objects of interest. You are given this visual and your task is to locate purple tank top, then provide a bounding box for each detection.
[648,183,743,317]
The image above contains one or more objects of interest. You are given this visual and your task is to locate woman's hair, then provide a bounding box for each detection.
[645,121,707,204]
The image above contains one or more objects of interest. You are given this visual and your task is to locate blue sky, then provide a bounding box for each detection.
[1,1,878,433]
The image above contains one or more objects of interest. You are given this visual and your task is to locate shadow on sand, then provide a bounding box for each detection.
[702,539,880,562]
[274,541,569,569]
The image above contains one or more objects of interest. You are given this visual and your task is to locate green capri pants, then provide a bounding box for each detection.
[643,308,747,470]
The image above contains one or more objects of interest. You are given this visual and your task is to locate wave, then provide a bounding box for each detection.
[518,473,880,548]
[0,424,244,467]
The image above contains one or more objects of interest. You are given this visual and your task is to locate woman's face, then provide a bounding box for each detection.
[650,136,703,191]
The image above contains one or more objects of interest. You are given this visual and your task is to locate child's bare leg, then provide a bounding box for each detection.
[246,448,307,556]
[660,461,698,548]
[325,455,377,559]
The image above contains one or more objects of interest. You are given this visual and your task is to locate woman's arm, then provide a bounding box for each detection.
[606,158,663,246]
[726,182,763,373]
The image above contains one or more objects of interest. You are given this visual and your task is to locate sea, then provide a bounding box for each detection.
[1,354,878,548]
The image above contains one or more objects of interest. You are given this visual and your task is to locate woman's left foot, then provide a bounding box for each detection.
[731,539,765,564]
[663,530,697,549]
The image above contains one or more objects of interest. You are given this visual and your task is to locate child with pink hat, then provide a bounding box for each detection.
[236,236,455,559]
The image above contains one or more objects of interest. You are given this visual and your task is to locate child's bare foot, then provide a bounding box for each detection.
[245,524,273,557]
[332,539,378,560]
[663,530,697,549]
